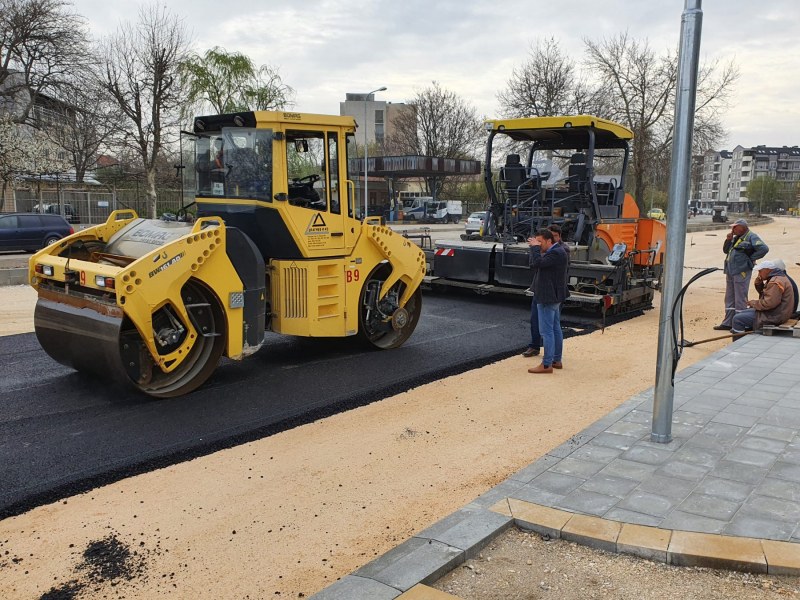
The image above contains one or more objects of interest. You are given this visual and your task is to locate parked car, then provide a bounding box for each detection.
[646,208,666,220]
[465,211,487,234]
[33,202,80,224]
[0,213,74,252]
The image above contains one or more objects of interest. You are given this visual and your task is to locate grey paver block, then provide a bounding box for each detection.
[712,412,761,428]
[726,447,780,468]
[509,454,561,483]
[672,411,714,426]
[724,515,795,542]
[674,444,726,467]
[734,396,777,409]
[599,459,658,482]
[605,421,651,438]
[680,402,728,416]
[621,410,651,424]
[778,448,800,465]
[604,508,662,527]
[616,491,676,518]
[620,445,675,466]
[637,474,697,500]
[762,406,800,428]
[757,478,800,503]
[310,575,401,600]
[528,471,585,495]
[548,434,592,458]
[354,537,463,592]
[511,485,565,507]
[415,508,512,559]
[550,457,606,479]
[659,510,728,534]
[725,403,767,418]
[710,460,769,485]
[701,422,747,441]
[592,432,638,451]
[655,460,711,482]
[579,474,640,499]
[694,477,754,502]
[670,423,703,439]
[738,436,788,454]
[556,490,620,516]
[769,461,800,483]
[569,444,623,464]
[740,495,800,523]
[635,437,688,452]
[467,480,526,509]
[678,493,741,521]
[749,424,796,442]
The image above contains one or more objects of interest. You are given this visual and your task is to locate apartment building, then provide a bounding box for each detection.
[728,145,800,210]
[696,149,732,210]
[339,93,412,149]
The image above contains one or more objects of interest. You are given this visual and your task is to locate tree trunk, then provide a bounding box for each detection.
[146,168,158,219]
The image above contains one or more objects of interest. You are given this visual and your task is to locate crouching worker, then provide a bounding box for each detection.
[731,259,796,333]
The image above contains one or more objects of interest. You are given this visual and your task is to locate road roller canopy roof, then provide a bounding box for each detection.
[193,110,356,133]
[484,115,633,148]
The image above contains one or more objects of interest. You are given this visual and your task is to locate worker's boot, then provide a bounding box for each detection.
[528,363,553,374]
[552,361,563,369]
[522,347,540,357]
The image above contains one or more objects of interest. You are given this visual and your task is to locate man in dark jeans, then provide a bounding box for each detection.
[522,224,570,358]
[527,228,569,373]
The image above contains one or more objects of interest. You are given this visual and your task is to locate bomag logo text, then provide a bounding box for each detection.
[149,251,186,278]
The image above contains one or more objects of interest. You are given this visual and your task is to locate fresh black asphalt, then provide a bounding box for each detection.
[2,292,597,518]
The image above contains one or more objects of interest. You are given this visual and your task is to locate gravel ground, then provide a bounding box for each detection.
[434,528,800,600]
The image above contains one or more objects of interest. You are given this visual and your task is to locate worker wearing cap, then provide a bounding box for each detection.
[731,260,795,333]
[714,218,769,331]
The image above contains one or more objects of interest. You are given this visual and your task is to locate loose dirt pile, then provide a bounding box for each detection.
[0,219,797,599]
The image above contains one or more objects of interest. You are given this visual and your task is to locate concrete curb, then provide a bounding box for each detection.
[487,498,800,575]
[0,268,27,286]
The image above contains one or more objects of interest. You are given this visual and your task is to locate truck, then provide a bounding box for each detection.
[427,115,667,315]
[402,197,462,223]
[28,111,425,397]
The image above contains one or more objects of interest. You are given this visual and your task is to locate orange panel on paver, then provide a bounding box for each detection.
[506,499,572,537]
[669,531,767,573]
[561,514,622,552]
[617,523,672,562]
[398,583,463,599]
[762,540,800,576]
[488,499,512,517]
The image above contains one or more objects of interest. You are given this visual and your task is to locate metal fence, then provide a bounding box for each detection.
[13,188,185,225]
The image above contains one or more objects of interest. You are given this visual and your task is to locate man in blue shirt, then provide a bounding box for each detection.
[527,228,569,373]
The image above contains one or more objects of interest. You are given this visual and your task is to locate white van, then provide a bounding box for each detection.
[402,198,462,223]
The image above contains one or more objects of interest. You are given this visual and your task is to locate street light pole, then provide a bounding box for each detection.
[364,86,387,219]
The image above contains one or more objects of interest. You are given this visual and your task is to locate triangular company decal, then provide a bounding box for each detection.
[305,213,329,235]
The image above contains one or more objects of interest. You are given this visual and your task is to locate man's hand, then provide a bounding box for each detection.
[726,231,733,241]
[527,237,541,247]
[746,299,756,308]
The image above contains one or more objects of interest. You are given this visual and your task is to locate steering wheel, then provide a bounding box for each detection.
[292,174,320,185]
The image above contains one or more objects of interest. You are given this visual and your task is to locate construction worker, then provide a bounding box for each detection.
[714,218,768,331]
[731,260,795,333]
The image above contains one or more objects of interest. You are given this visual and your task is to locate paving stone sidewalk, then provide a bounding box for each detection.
[312,334,800,599]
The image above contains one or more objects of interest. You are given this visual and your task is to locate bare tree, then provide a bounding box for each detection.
[584,32,738,207]
[42,76,120,183]
[386,82,483,196]
[96,3,190,218]
[0,0,90,125]
[498,37,604,118]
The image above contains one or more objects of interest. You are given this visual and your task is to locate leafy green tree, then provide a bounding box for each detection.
[181,47,294,116]
[746,176,782,213]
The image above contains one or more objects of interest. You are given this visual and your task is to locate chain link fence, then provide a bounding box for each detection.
[13,188,184,225]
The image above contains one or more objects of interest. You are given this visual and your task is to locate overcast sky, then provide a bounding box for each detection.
[70,0,799,150]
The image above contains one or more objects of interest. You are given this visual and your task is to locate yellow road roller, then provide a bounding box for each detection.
[29,111,425,397]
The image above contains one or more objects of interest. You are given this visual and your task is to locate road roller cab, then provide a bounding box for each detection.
[29,111,426,397]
